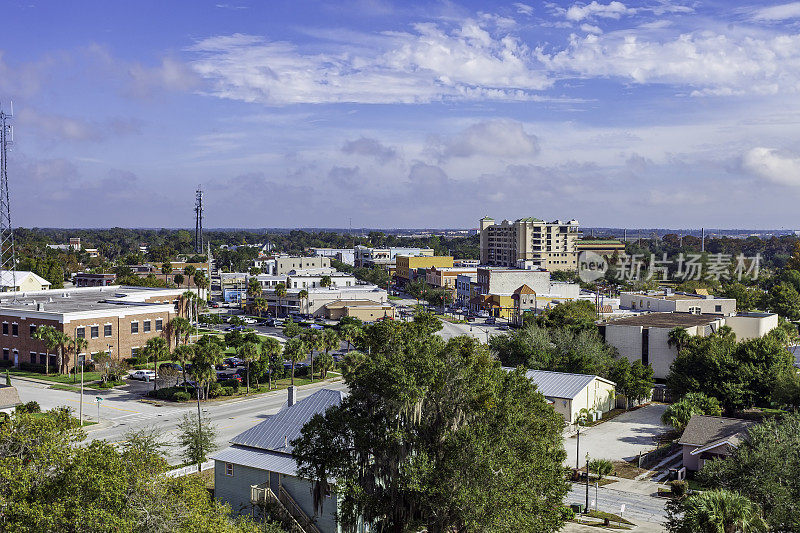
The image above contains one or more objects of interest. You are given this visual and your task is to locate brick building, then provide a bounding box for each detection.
[0,286,185,369]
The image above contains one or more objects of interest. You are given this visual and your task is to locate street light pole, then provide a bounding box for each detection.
[79,355,84,426]
[585,452,590,512]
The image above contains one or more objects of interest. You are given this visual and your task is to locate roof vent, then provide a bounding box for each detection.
[36,303,44,311]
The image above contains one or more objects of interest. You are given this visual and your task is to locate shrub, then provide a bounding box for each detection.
[560,506,576,521]
[589,458,614,479]
[19,362,47,374]
[15,401,41,414]
[671,479,688,497]
[0,359,13,368]
[221,378,240,390]
[220,386,235,397]
[172,391,191,402]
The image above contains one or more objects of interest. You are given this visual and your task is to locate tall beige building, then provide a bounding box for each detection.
[479,217,581,270]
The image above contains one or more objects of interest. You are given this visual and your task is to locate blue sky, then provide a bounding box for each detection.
[4,0,800,229]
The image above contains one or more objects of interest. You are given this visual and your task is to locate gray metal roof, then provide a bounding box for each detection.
[503,367,615,400]
[210,446,298,476]
[678,415,755,447]
[230,388,343,452]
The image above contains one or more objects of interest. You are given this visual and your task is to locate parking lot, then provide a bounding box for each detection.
[564,404,669,468]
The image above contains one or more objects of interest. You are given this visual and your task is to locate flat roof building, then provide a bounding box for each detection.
[0,286,184,370]
[620,291,737,316]
[479,216,581,271]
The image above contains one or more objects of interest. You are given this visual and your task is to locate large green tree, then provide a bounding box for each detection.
[665,490,768,533]
[699,413,800,531]
[293,323,569,533]
[0,409,266,532]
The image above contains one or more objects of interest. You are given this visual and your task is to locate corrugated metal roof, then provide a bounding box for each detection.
[211,446,298,476]
[230,388,343,452]
[502,367,614,400]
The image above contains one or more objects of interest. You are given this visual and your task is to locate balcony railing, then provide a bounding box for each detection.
[251,482,322,533]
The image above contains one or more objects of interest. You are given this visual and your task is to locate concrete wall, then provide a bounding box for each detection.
[725,313,779,340]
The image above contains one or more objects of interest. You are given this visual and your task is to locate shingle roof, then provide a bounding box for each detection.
[230,388,343,452]
[210,445,298,475]
[502,368,615,400]
[678,415,755,447]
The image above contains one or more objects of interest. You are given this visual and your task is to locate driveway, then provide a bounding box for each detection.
[564,404,669,469]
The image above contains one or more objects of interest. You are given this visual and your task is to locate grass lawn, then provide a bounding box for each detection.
[584,510,634,526]
[29,412,97,427]
[387,295,402,300]
[9,369,103,384]
[611,460,650,480]
[87,380,126,390]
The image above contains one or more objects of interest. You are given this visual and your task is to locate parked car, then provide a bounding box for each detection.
[308,323,324,330]
[243,317,257,324]
[223,357,242,368]
[464,315,475,322]
[215,363,227,370]
[498,325,510,331]
[177,380,198,388]
[216,371,242,383]
[484,317,496,325]
[211,302,220,308]
[130,369,156,381]
[159,362,182,371]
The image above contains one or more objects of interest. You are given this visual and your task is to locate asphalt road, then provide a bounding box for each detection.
[567,483,667,525]
[14,377,348,463]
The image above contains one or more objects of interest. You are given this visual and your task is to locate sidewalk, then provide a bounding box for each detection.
[562,519,664,532]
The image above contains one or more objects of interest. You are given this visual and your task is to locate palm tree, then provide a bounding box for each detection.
[32,325,57,374]
[320,328,340,377]
[143,337,168,392]
[275,283,287,318]
[69,335,89,424]
[668,490,768,533]
[183,265,196,290]
[193,340,222,400]
[284,337,307,386]
[320,275,332,289]
[182,290,196,321]
[254,298,267,318]
[237,341,259,394]
[161,262,172,286]
[298,289,309,315]
[174,344,195,391]
[301,329,322,382]
[193,271,208,302]
[339,323,361,352]
[667,327,692,352]
[52,330,71,375]
[260,337,283,390]
[169,317,191,350]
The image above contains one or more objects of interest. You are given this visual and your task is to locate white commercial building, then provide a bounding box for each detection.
[620,291,736,316]
[309,248,355,266]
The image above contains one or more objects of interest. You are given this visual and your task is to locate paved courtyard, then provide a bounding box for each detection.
[564,404,669,468]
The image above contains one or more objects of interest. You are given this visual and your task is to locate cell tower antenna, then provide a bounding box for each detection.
[0,102,17,292]
[194,186,203,254]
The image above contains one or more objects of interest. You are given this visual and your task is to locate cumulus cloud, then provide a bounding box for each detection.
[538,30,800,96]
[750,2,800,21]
[188,20,552,104]
[430,119,540,160]
[127,57,200,98]
[564,1,635,21]
[341,137,397,163]
[580,23,603,34]
[742,147,800,186]
[514,2,534,15]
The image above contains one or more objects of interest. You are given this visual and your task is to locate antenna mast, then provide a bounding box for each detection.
[0,102,16,290]
[194,186,203,254]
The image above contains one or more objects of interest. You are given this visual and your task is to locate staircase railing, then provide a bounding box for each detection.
[251,483,306,533]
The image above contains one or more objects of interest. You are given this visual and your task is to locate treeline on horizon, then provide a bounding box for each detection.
[10,226,800,277]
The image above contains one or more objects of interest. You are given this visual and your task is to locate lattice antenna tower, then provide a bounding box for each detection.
[194,186,203,254]
[0,102,16,289]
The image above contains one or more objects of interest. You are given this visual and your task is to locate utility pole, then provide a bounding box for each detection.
[0,102,16,292]
[701,227,705,252]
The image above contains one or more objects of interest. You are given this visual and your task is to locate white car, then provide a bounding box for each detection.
[130,369,156,381]
[243,317,257,324]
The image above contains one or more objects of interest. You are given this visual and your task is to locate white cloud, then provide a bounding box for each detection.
[127,57,200,97]
[188,21,552,105]
[751,2,800,21]
[580,23,603,34]
[742,147,800,186]
[538,30,800,96]
[430,119,540,160]
[17,108,141,142]
[514,2,534,15]
[565,1,635,21]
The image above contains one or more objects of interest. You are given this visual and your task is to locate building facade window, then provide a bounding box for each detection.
[29,324,37,336]
[155,319,163,332]
[715,305,722,312]
[131,347,139,357]
[29,351,36,362]
[143,320,151,333]
[2,322,7,335]
[2,348,7,360]
[39,353,47,365]
[104,324,112,337]
[11,323,18,337]
[225,463,234,476]
[91,326,99,339]
[76,327,85,339]
[131,322,139,334]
